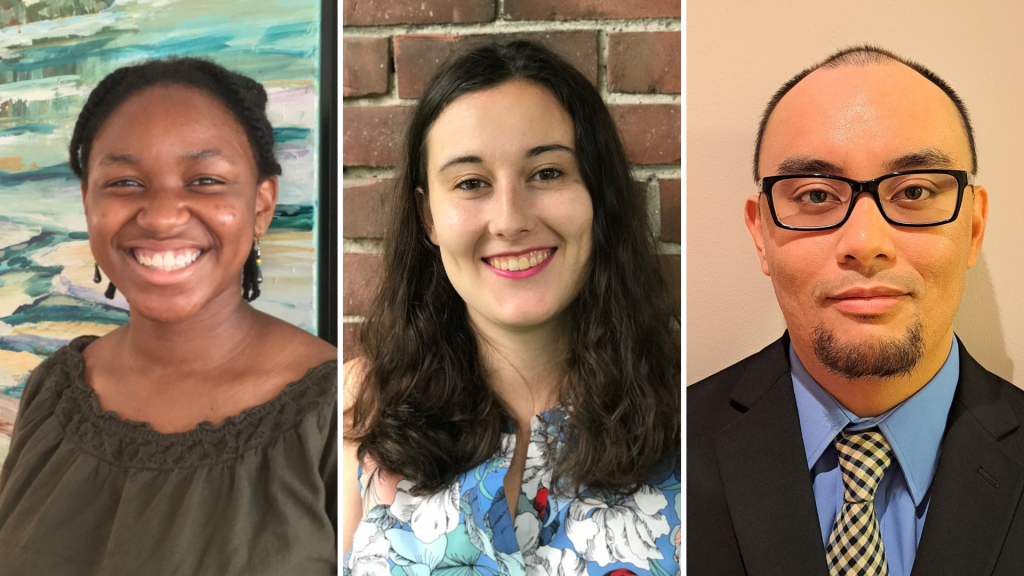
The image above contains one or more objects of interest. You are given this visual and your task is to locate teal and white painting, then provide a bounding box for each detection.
[0,0,324,464]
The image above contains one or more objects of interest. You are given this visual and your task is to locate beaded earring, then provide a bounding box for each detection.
[242,237,262,302]
[255,236,263,284]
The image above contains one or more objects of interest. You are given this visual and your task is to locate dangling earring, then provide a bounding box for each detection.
[255,236,263,284]
[95,260,116,299]
[242,237,262,303]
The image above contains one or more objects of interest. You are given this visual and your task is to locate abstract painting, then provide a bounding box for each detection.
[0,0,326,464]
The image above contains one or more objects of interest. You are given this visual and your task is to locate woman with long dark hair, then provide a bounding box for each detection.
[344,41,680,576]
[0,58,337,574]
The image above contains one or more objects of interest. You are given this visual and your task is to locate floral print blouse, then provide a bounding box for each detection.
[345,409,680,576]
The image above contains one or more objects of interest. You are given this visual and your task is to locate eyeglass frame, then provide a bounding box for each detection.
[758,169,973,231]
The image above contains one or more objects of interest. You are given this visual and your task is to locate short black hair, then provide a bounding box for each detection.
[69,57,282,182]
[753,44,977,180]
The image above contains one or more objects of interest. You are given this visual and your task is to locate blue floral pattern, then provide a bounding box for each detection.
[346,410,680,576]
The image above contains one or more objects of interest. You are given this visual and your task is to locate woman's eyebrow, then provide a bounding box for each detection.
[183,148,230,161]
[527,143,575,157]
[98,153,141,166]
[438,155,483,173]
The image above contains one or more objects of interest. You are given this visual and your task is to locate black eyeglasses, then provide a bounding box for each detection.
[758,169,972,231]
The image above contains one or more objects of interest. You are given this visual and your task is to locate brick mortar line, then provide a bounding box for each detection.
[343,167,397,179]
[344,238,384,253]
[342,18,681,36]
[630,165,683,179]
[645,177,660,238]
[597,29,608,97]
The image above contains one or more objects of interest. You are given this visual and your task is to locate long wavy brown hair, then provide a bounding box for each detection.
[348,41,679,496]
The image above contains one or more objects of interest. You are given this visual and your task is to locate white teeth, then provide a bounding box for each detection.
[134,250,201,272]
[488,249,553,272]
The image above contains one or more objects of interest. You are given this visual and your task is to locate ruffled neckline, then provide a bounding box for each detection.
[48,335,337,470]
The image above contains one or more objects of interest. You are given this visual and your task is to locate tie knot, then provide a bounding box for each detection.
[835,429,892,503]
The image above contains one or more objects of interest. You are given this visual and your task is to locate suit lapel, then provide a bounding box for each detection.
[715,335,829,576]
[911,341,1024,576]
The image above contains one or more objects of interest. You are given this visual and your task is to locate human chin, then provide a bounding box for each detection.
[811,319,925,380]
[119,289,199,323]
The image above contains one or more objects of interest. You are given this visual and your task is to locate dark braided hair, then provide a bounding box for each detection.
[71,57,281,302]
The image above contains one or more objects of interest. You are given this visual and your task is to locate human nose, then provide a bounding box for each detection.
[488,179,534,240]
[834,192,895,269]
[136,184,190,234]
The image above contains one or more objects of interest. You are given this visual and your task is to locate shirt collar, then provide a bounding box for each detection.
[791,336,960,506]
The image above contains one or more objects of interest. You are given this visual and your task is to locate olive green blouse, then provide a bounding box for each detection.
[0,336,337,575]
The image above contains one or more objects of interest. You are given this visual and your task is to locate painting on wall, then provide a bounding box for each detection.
[0,0,329,464]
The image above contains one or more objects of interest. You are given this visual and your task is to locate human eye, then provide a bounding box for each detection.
[189,176,225,187]
[107,178,142,188]
[103,178,144,192]
[890,182,936,203]
[797,189,840,204]
[531,167,564,182]
[792,185,843,208]
[454,178,488,191]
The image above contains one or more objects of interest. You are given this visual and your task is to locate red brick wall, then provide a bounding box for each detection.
[343,1,682,361]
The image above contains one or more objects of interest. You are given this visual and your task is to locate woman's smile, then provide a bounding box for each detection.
[423,80,594,331]
[84,84,277,322]
[483,247,556,277]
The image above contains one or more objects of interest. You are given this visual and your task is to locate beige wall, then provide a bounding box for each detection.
[687,0,1024,385]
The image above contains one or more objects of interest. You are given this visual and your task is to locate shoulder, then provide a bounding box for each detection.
[19,336,98,414]
[262,313,337,365]
[687,334,791,423]
[957,340,1024,420]
[251,312,337,382]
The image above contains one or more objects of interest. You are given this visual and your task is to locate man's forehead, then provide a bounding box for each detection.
[759,61,971,178]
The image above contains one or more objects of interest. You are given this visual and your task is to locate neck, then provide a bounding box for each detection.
[120,291,261,375]
[793,328,955,418]
[470,311,566,424]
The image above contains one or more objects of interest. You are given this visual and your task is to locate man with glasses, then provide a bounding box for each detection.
[689,46,1024,575]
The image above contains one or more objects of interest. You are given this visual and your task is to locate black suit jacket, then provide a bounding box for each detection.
[688,333,1024,576]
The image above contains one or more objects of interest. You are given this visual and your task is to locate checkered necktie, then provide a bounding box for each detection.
[825,429,893,576]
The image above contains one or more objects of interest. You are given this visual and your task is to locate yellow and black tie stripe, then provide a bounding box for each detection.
[825,429,893,576]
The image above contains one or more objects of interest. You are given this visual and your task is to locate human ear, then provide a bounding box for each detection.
[416,187,439,246]
[744,194,771,276]
[254,176,279,237]
[966,184,989,269]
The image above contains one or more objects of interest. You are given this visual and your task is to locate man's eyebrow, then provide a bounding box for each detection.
[438,155,483,173]
[775,156,844,176]
[883,149,955,172]
[98,153,141,166]
[527,144,575,157]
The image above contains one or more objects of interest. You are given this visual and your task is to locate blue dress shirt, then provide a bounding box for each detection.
[790,337,959,576]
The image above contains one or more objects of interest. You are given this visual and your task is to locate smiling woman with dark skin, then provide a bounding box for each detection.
[0,59,337,575]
